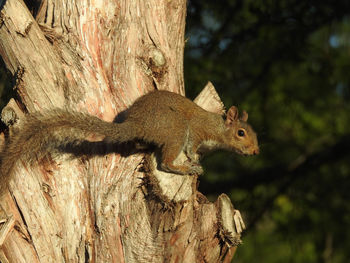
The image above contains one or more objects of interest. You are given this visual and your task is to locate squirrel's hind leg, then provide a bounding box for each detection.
[160,139,203,175]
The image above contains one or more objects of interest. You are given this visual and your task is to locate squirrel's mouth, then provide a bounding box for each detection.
[234,148,245,155]
[235,147,259,156]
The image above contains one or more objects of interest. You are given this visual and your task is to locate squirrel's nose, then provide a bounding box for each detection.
[253,148,259,155]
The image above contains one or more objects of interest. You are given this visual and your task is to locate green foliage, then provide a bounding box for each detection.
[186,0,350,262]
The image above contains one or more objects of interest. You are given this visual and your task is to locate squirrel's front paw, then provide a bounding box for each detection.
[189,164,203,175]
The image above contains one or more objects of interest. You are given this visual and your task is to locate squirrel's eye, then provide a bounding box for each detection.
[238,129,245,137]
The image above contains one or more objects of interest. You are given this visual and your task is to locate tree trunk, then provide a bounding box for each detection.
[0,0,244,262]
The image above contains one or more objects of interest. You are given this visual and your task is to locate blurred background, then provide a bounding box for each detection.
[1,1,350,262]
[184,1,350,262]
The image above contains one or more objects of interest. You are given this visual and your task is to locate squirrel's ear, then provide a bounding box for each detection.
[226,106,239,125]
[240,110,248,122]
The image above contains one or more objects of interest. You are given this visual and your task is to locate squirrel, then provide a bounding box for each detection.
[0,90,259,184]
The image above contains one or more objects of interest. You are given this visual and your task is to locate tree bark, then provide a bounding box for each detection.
[0,0,244,262]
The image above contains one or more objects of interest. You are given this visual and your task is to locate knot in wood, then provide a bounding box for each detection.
[1,107,18,126]
[149,48,166,67]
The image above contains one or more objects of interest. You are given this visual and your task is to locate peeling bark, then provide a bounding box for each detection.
[0,0,244,262]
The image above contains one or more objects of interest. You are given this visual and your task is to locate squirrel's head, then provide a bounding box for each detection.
[225,106,259,155]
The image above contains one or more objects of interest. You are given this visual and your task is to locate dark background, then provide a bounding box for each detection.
[1,1,350,262]
[184,1,350,262]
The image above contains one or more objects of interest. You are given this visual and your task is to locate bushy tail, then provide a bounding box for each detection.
[0,109,134,189]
